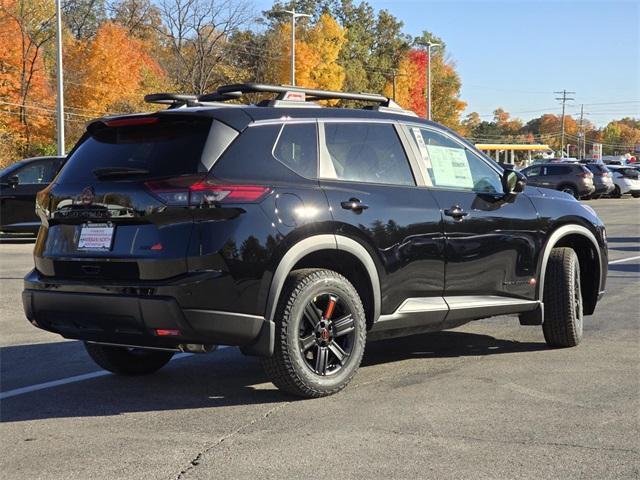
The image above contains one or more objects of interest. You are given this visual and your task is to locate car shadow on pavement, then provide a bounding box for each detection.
[0,331,546,423]
[363,330,547,366]
[0,236,36,244]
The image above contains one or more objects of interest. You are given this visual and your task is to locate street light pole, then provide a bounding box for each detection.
[55,0,65,155]
[424,41,440,121]
[281,9,311,86]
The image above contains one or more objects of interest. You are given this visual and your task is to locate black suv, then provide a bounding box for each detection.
[22,84,608,398]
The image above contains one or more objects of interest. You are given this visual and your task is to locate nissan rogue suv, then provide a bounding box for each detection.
[22,84,608,398]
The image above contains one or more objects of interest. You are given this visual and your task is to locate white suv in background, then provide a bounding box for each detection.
[608,165,640,198]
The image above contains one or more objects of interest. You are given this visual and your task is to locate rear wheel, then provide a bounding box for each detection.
[84,342,174,375]
[611,185,622,198]
[542,248,583,348]
[261,269,366,398]
[559,185,578,198]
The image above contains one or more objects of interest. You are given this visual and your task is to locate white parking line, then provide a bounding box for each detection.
[609,255,640,265]
[0,347,230,400]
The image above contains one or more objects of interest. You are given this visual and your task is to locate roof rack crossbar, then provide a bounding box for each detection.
[200,83,397,107]
[144,93,200,108]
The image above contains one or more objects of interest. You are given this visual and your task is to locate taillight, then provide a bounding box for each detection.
[145,175,271,206]
[578,172,593,178]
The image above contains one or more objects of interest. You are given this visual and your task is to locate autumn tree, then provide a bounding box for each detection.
[0,0,55,157]
[65,22,166,115]
[62,0,105,39]
[158,0,253,95]
[273,13,345,93]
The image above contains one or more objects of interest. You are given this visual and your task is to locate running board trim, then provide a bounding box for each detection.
[373,295,540,333]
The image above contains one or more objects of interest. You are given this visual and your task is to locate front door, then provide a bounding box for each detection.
[318,120,446,319]
[403,125,541,301]
[0,158,61,231]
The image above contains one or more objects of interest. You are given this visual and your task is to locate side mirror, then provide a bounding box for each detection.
[7,175,19,188]
[502,169,526,195]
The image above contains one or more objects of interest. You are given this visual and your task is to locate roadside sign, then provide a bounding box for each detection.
[592,143,602,160]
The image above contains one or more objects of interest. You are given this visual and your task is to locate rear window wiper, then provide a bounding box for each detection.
[92,167,150,179]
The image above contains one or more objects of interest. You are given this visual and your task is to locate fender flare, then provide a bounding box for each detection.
[537,224,601,301]
[265,234,381,323]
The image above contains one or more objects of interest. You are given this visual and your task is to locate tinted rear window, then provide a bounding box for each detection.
[57,117,212,182]
[546,165,572,175]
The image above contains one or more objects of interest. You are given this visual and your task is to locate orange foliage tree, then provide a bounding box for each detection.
[384,48,466,129]
[0,0,55,160]
[65,22,166,116]
[275,13,346,93]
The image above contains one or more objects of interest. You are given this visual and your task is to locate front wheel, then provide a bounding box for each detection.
[261,269,367,398]
[542,248,583,348]
[84,342,174,375]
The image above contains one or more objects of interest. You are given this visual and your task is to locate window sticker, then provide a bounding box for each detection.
[425,144,474,189]
[411,127,431,167]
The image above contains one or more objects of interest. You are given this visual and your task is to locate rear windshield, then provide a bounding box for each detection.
[585,164,602,173]
[57,116,212,182]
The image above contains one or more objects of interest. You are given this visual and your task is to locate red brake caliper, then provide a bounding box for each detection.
[323,296,337,320]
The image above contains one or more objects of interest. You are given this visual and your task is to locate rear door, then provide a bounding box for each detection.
[318,120,445,319]
[402,124,541,301]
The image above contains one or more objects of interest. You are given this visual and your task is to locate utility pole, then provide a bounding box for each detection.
[280,9,311,86]
[578,104,584,160]
[387,69,409,101]
[55,0,65,155]
[425,42,441,121]
[554,89,575,158]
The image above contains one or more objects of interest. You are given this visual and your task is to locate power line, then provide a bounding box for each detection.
[554,89,575,157]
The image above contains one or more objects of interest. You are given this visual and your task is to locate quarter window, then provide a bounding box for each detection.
[410,127,503,194]
[322,122,415,186]
[273,123,318,178]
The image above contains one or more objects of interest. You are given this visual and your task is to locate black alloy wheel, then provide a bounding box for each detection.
[262,269,366,398]
[298,293,356,376]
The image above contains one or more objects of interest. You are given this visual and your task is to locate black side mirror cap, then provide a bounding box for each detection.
[502,169,526,195]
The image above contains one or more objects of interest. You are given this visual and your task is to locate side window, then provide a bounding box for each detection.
[547,165,569,176]
[410,127,503,194]
[524,166,541,177]
[273,123,317,178]
[322,122,415,186]
[14,160,58,185]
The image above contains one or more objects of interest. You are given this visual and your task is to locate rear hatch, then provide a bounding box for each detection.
[35,114,223,281]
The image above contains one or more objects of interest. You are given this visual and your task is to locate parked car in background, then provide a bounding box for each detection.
[582,163,615,199]
[0,156,66,234]
[520,163,595,199]
[607,165,640,198]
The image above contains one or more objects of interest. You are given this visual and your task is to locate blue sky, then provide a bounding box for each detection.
[253,0,640,126]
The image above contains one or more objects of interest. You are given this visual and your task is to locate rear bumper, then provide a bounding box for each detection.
[593,184,615,195]
[22,269,272,353]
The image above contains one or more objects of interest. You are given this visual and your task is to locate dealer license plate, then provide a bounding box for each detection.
[78,223,115,251]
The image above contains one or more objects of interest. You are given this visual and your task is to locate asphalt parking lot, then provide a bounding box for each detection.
[1,198,639,480]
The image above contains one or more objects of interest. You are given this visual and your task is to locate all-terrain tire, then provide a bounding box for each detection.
[84,342,174,375]
[542,247,583,348]
[261,269,367,398]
